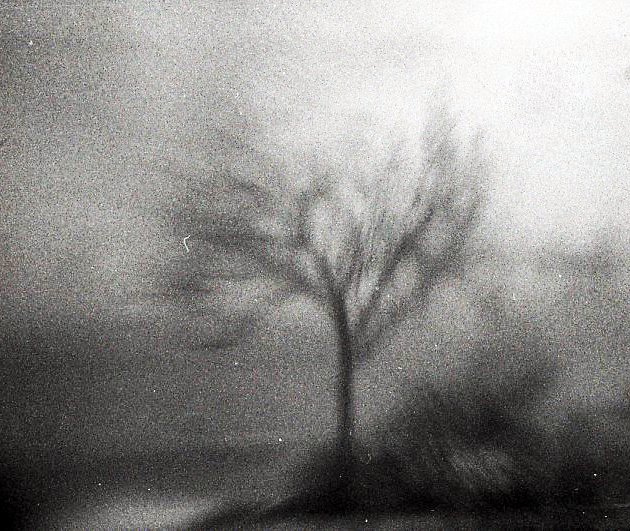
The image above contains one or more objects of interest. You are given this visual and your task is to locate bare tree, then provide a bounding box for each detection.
[167,109,486,513]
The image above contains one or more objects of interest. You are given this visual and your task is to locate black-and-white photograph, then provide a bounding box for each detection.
[1,2,629,528]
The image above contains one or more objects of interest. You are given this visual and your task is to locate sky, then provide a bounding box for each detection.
[3,1,630,312]
[122,0,630,249]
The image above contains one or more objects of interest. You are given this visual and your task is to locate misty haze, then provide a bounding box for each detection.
[1,2,630,529]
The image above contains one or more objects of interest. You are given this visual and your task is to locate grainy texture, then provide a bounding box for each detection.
[1,2,630,528]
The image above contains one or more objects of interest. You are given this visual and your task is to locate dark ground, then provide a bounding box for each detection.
[3,442,630,529]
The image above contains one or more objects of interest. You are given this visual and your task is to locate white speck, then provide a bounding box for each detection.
[148,488,151,491]
[153,389,156,393]
[28,40,33,46]
[278,437,282,442]
[97,482,102,486]
[183,234,191,253]
[365,519,368,523]
[397,366,403,370]
[593,473,598,477]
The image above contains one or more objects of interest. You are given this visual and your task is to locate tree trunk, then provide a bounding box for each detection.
[332,292,354,510]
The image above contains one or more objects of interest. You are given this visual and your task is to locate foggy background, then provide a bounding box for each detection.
[1,1,629,527]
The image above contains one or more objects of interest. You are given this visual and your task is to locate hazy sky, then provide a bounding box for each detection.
[3,0,629,313]
[119,0,630,250]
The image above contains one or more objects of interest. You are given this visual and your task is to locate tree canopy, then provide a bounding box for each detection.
[167,110,486,360]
